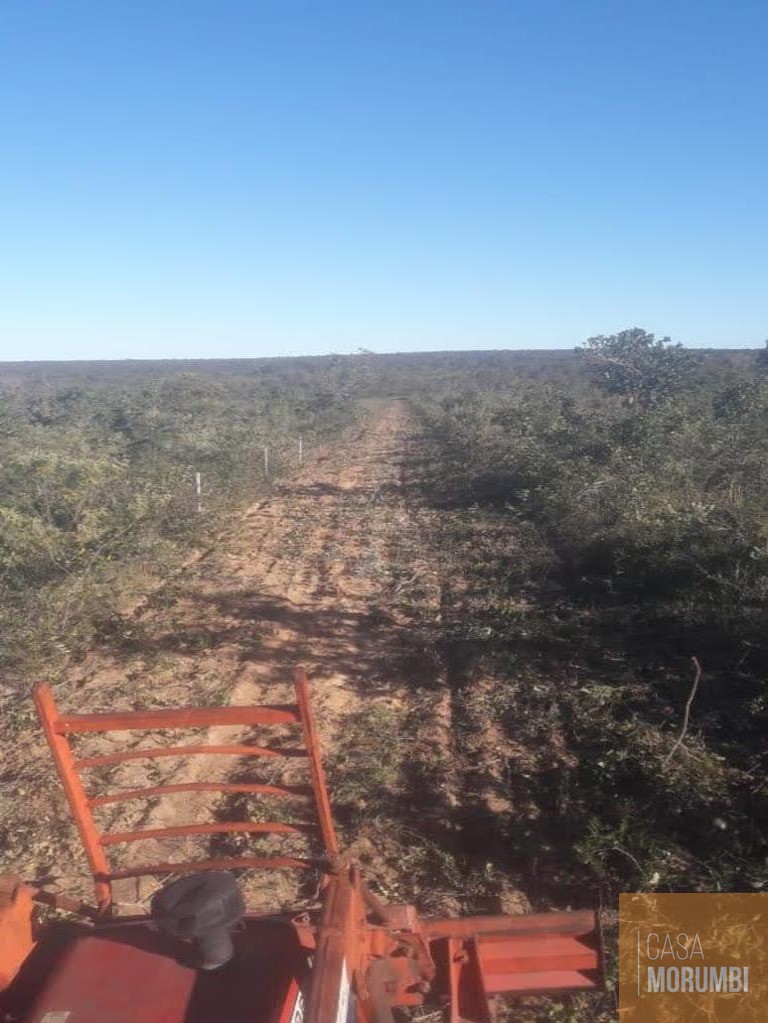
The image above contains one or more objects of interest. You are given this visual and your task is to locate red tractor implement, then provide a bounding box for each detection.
[0,667,604,1022]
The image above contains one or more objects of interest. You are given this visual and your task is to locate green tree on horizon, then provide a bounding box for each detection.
[577,327,698,408]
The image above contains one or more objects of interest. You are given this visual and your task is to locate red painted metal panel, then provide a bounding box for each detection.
[304,873,356,1023]
[0,878,34,993]
[439,936,493,1023]
[483,969,600,993]
[446,936,462,1023]
[482,951,598,974]
[476,929,601,994]
[426,914,602,1012]
[56,704,301,733]
[89,782,309,807]
[477,933,596,957]
[423,909,597,940]
[464,937,494,1023]
[25,934,195,1023]
[23,921,309,1023]
[273,978,303,1023]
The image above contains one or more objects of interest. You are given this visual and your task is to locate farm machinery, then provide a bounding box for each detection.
[0,668,604,1021]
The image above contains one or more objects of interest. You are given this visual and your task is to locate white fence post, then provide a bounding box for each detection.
[195,471,202,513]
[264,446,269,480]
[299,434,303,465]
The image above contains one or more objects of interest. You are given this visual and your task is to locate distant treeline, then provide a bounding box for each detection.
[0,346,758,391]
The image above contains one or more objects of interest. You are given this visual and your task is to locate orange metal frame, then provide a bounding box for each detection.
[15,666,605,1021]
[302,866,603,1023]
[33,666,338,913]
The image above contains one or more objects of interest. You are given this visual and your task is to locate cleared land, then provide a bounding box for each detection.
[3,346,765,1022]
[3,400,514,919]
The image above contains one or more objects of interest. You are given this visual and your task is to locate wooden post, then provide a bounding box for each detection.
[195,472,202,513]
[264,446,269,480]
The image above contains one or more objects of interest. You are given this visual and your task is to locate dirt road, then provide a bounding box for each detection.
[6,400,483,913]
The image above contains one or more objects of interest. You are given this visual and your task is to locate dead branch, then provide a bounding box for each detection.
[662,656,703,769]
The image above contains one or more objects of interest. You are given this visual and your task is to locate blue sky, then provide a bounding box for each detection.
[1,1,766,360]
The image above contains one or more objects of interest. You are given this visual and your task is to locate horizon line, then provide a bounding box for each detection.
[0,344,761,366]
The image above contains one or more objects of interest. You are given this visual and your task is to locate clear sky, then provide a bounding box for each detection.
[1,1,766,360]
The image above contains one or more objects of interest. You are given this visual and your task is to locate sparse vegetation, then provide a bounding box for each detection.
[0,367,354,692]
[414,334,766,902]
[1,343,764,1023]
